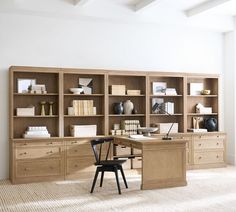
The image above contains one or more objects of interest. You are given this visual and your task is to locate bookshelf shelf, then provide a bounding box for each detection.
[14,115,59,118]
[14,93,59,96]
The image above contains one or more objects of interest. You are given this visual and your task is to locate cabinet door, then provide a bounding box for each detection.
[16,159,62,177]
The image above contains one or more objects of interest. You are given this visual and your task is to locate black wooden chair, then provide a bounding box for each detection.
[90,137,128,194]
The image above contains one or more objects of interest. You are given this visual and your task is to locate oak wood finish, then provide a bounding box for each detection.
[114,136,187,190]
[9,66,225,184]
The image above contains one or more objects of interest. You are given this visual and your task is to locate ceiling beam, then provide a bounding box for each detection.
[185,0,232,17]
[134,0,161,12]
[74,0,91,6]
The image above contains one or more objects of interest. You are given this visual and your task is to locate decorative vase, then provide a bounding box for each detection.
[123,100,134,114]
[113,102,124,114]
[204,118,217,132]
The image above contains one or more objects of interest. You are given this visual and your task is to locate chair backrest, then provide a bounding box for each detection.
[90,137,113,164]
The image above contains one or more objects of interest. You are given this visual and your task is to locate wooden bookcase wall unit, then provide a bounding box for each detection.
[9,66,225,184]
[148,75,185,133]
[108,73,147,134]
[186,76,219,131]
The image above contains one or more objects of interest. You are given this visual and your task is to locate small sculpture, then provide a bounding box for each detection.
[40,101,46,116]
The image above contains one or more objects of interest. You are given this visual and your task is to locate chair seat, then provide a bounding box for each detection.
[95,159,126,166]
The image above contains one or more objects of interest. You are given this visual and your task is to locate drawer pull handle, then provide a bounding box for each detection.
[198,156,202,160]
[23,143,27,146]
[217,136,219,138]
[217,143,219,145]
[74,150,78,152]
[216,155,219,158]
[47,142,53,145]
[72,141,78,144]
[74,164,78,167]
[49,166,54,169]
[198,144,202,146]
[47,151,53,154]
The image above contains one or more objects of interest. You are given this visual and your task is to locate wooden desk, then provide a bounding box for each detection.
[114,136,187,190]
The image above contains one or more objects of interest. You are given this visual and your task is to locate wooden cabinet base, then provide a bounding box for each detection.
[141,180,187,190]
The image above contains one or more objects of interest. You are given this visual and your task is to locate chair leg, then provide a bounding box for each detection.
[114,167,121,195]
[120,166,128,188]
[100,171,104,187]
[90,168,99,193]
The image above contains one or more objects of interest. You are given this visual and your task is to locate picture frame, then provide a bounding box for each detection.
[190,83,203,95]
[17,78,36,93]
[152,82,167,95]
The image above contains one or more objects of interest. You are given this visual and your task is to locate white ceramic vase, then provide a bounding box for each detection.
[123,100,134,114]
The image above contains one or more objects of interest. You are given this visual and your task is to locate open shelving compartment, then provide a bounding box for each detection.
[63,72,106,137]
[108,74,147,133]
[12,70,60,139]
[187,77,219,131]
[148,75,184,133]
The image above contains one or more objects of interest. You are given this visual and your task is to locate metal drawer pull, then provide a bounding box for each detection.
[74,150,78,152]
[198,144,202,146]
[216,143,219,145]
[72,141,78,144]
[216,155,219,158]
[47,151,53,154]
[217,136,219,138]
[47,142,53,145]
[198,156,202,160]
[20,152,27,155]
[23,143,27,146]
[74,164,78,167]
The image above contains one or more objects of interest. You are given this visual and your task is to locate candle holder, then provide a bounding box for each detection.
[49,101,54,116]
[40,101,46,116]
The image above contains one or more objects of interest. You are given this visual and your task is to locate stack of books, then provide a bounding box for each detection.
[23,126,50,138]
[162,102,174,114]
[72,100,94,116]
[121,120,140,135]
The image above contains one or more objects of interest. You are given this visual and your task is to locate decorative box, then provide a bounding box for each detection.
[110,85,126,95]
[16,107,35,116]
[127,90,141,95]
[155,123,178,134]
[70,125,97,137]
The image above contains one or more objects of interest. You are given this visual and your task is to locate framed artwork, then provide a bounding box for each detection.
[152,82,167,95]
[152,98,164,113]
[17,79,36,93]
[190,83,203,95]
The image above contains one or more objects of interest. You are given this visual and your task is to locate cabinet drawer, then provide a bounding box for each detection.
[16,147,61,159]
[194,140,224,150]
[15,140,63,147]
[132,157,142,169]
[193,134,225,140]
[115,146,131,155]
[194,151,224,164]
[16,160,61,177]
[67,157,95,174]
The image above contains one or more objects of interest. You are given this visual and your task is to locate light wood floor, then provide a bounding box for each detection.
[0,167,236,211]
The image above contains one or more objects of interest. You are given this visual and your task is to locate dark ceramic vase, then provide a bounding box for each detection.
[204,118,217,132]
[113,102,124,114]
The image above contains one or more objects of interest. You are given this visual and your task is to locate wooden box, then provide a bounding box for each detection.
[109,85,126,95]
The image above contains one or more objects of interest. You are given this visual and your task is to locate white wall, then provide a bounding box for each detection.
[224,31,236,164]
[0,12,223,180]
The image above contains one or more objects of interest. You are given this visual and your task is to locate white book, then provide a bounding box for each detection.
[28,126,47,131]
[25,131,49,135]
[23,134,51,138]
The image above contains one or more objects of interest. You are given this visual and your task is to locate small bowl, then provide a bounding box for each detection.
[70,88,83,94]
[201,90,211,95]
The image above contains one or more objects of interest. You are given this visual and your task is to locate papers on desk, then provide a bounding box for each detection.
[129,135,154,140]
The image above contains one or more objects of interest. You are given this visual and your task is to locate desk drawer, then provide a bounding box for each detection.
[16,160,61,177]
[194,140,224,150]
[66,157,95,174]
[16,147,61,160]
[132,157,142,169]
[193,134,225,140]
[194,151,224,164]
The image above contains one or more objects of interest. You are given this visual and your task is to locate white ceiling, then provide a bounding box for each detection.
[0,0,236,32]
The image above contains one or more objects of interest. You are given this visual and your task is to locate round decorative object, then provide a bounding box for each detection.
[113,102,124,114]
[69,88,84,94]
[201,89,211,95]
[49,101,54,116]
[123,100,134,114]
[40,101,46,116]
[204,118,217,132]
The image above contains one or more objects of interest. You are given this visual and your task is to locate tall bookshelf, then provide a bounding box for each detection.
[9,66,225,184]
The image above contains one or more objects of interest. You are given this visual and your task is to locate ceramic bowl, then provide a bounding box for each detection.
[70,88,83,94]
[201,90,211,95]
